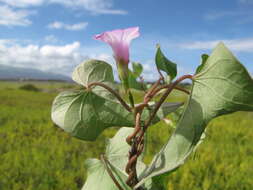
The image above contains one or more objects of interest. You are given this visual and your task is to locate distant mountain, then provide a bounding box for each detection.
[0,64,71,81]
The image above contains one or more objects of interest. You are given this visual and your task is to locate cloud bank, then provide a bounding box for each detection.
[0,40,112,76]
[0,0,127,15]
[178,38,253,52]
[0,5,35,26]
[48,21,88,31]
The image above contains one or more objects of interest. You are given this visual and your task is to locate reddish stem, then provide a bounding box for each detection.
[140,75,193,139]
[152,84,190,97]
[125,74,192,189]
[88,82,132,112]
[143,77,163,102]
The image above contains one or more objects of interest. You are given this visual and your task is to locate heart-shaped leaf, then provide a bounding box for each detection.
[52,89,182,141]
[72,59,116,99]
[51,90,134,141]
[72,59,114,87]
[135,42,253,188]
[82,158,131,190]
[155,45,177,80]
[82,127,148,190]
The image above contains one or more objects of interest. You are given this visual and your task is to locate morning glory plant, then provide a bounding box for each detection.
[51,27,253,190]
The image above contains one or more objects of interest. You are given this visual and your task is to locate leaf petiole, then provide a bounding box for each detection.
[88,82,132,112]
[100,155,125,190]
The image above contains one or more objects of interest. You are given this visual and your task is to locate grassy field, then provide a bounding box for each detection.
[0,81,253,190]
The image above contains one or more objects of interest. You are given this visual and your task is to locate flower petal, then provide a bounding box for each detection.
[122,27,140,44]
[93,27,140,64]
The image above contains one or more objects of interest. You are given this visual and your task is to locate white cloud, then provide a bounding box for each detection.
[40,41,80,57]
[0,0,126,28]
[0,39,113,76]
[48,21,88,31]
[0,0,44,7]
[0,5,34,26]
[48,0,127,15]
[141,60,159,81]
[0,0,127,15]
[178,38,253,52]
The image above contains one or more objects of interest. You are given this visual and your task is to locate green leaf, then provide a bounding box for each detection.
[82,158,131,190]
[163,106,184,129]
[135,42,253,188]
[51,90,134,141]
[196,54,209,74]
[82,128,148,190]
[132,62,143,78]
[140,102,183,125]
[51,90,181,141]
[155,45,177,80]
[72,59,114,86]
[72,59,116,99]
[151,102,184,122]
[193,130,206,152]
[127,62,145,90]
[105,127,147,173]
[128,70,145,90]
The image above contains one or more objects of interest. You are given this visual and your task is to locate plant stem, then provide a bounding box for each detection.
[101,155,124,190]
[174,86,190,94]
[125,75,192,189]
[144,74,193,131]
[143,77,163,102]
[125,112,142,187]
[157,68,165,83]
[128,90,135,108]
[88,82,132,112]
[139,76,147,93]
[152,84,190,96]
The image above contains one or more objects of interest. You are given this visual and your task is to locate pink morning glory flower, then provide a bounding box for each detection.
[94,27,140,90]
[94,27,140,65]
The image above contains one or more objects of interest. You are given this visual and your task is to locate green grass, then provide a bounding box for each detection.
[0,81,252,190]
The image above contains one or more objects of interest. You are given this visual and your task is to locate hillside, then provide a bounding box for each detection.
[0,64,71,81]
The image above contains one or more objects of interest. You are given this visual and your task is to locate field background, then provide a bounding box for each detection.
[0,81,253,190]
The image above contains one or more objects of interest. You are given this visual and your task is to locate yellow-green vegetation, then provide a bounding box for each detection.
[0,82,252,190]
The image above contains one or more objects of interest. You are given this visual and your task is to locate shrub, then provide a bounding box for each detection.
[19,84,40,92]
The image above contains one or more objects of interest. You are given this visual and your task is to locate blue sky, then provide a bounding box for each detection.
[0,0,253,81]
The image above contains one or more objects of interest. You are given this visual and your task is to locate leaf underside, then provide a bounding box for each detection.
[135,42,253,188]
[51,90,134,141]
[51,89,183,142]
[82,127,148,190]
[72,59,116,99]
